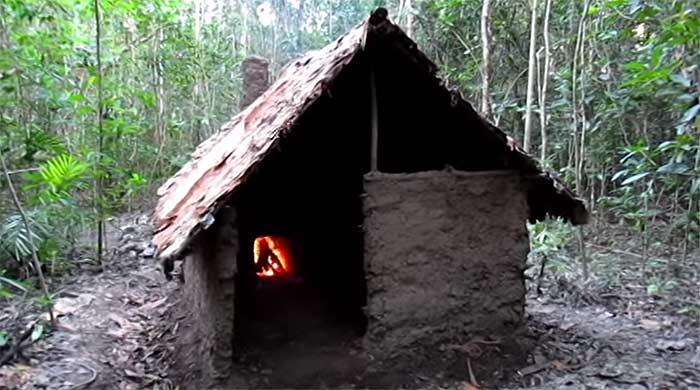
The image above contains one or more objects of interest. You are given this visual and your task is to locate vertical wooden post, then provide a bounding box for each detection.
[365,8,388,173]
[370,65,379,172]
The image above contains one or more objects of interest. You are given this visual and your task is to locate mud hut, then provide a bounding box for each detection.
[152,8,588,385]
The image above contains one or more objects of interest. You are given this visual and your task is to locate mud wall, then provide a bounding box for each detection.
[182,205,238,383]
[363,170,529,359]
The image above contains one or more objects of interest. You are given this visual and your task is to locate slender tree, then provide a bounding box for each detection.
[523,0,539,153]
[93,0,105,267]
[405,0,414,37]
[538,0,552,165]
[399,0,415,37]
[480,0,495,121]
[571,0,592,195]
[571,0,593,280]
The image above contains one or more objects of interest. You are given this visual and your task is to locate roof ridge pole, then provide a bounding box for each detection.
[365,7,387,173]
[370,63,379,173]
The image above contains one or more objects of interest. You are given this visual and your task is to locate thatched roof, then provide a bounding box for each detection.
[152,8,588,260]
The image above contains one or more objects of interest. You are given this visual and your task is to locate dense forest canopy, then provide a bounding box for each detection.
[1,0,699,312]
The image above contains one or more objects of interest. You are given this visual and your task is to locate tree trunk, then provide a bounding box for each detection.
[523,0,539,153]
[480,0,495,121]
[193,0,202,146]
[240,0,249,57]
[572,0,592,195]
[399,0,415,37]
[158,29,166,145]
[93,0,105,267]
[571,0,593,281]
[405,0,414,37]
[539,0,553,165]
[155,28,167,173]
[579,16,590,198]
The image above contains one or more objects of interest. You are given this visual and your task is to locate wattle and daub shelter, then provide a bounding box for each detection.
[152,8,588,384]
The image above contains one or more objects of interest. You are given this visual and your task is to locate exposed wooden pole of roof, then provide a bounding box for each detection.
[367,8,386,173]
[370,64,379,173]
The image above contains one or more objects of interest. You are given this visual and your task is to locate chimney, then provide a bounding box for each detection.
[241,56,270,109]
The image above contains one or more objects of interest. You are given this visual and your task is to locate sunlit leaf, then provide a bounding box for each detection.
[679,94,698,103]
[0,275,29,293]
[657,163,688,175]
[77,106,95,115]
[656,141,677,152]
[670,74,691,88]
[691,179,700,194]
[604,0,630,8]
[624,61,646,71]
[31,324,44,342]
[612,169,629,182]
[681,104,699,124]
[68,93,85,103]
[621,172,651,185]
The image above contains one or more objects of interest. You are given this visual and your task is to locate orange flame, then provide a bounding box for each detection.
[254,236,293,277]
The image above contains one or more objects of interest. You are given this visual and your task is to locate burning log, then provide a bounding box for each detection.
[253,236,293,277]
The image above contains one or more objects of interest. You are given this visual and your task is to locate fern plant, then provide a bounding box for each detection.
[4,153,94,274]
[25,154,91,204]
[528,220,576,276]
[22,126,68,163]
[0,211,49,270]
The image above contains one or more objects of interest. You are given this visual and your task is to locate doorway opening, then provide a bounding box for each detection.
[229,59,371,388]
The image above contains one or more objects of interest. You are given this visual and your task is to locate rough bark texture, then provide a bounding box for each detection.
[363,170,529,360]
[182,205,238,384]
[241,55,270,109]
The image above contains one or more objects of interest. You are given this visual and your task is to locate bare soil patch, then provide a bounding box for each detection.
[0,214,178,390]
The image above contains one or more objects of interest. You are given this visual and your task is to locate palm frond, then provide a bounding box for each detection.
[25,154,91,202]
[28,127,67,156]
[0,211,48,261]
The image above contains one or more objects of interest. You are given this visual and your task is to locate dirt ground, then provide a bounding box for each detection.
[230,278,367,389]
[0,214,179,390]
[1,213,699,389]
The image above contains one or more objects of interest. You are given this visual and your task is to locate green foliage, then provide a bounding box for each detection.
[528,220,576,273]
[23,128,68,162]
[646,277,679,296]
[419,0,482,94]
[678,303,700,318]
[0,272,29,298]
[33,293,55,310]
[1,0,383,286]
[0,212,48,265]
[26,154,91,203]
[421,0,699,304]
